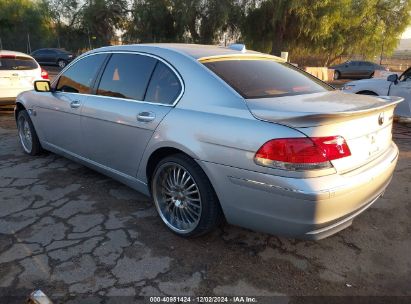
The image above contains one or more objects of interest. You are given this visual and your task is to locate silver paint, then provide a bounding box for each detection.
[15,44,400,239]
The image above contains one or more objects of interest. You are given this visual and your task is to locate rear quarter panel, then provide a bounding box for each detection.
[137,107,336,184]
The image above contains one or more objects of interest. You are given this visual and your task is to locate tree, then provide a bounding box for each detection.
[125,0,182,43]
[241,0,411,65]
[124,0,240,44]
[81,0,128,46]
[0,0,54,52]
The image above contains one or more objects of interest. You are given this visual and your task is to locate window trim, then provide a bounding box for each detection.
[52,51,185,107]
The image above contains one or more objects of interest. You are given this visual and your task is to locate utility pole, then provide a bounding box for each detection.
[0,37,3,50]
[27,33,32,54]
[87,28,92,50]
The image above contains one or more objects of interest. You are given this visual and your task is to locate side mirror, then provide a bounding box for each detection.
[387,74,398,83]
[34,80,51,92]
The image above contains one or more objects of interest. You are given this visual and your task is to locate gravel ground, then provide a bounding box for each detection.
[0,106,410,303]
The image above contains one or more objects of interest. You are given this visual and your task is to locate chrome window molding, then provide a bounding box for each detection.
[51,50,185,107]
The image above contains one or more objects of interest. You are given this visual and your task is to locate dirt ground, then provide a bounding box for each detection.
[0,105,410,303]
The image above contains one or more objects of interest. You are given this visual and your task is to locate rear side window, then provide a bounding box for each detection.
[0,56,38,70]
[97,53,157,100]
[56,54,106,94]
[203,59,332,99]
[145,61,181,104]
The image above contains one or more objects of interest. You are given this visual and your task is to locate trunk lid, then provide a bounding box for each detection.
[0,70,38,89]
[247,91,402,173]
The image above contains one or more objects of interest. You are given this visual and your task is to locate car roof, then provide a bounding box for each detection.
[34,48,69,53]
[0,50,33,58]
[91,43,284,61]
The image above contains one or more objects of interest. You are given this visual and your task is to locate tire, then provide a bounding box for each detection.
[151,153,223,237]
[17,110,42,156]
[334,70,341,80]
[57,59,67,68]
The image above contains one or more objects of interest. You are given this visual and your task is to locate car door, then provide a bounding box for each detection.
[81,52,183,177]
[357,62,372,78]
[33,53,108,155]
[340,61,353,78]
[44,50,58,64]
[389,68,411,118]
[32,50,45,64]
[347,61,361,78]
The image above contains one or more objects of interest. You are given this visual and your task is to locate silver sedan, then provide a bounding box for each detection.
[15,44,402,239]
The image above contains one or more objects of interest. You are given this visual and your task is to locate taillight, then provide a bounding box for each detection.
[41,68,49,80]
[0,55,15,59]
[254,136,351,171]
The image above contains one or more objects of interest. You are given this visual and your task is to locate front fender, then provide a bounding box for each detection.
[14,91,35,119]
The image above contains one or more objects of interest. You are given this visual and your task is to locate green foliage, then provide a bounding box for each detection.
[0,0,54,52]
[0,0,410,65]
[241,0,411,65]
[125,0,183,43]
[81,0,128,46]
[123,0,240,44]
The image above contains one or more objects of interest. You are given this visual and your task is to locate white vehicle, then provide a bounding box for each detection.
[0,50,48,106]
[342,67,411,119]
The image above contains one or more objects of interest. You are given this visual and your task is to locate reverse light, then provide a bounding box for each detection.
[254,136,351,171]
[40,68,49,80]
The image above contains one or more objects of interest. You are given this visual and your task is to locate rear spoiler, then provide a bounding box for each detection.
[250,96,403,127]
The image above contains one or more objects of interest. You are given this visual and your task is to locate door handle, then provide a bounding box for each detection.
[137,111,156,122]
[70,100,81,109]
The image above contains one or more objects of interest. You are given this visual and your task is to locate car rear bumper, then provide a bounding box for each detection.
[200,142,399,239]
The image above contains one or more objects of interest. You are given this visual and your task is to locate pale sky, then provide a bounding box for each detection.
[402,26,411,39]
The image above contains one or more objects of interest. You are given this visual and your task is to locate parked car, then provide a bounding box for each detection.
[342,67,411,119]
[0,50,48,106]
[330,60,387,80]
[31,48,74,68]
[14,44,401,239]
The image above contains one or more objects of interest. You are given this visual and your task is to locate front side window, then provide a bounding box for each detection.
[56,54,106,94]
[0,56,38,70]
[203,58,332,99]
[145,61,181,104]
[97,53,157,100]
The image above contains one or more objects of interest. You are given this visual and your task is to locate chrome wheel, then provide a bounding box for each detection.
[152,163,202,234]
[58,60,66,68]
[18,115,33,153]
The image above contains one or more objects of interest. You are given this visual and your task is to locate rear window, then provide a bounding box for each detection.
[0,56,38,70]
[203,59,332,99]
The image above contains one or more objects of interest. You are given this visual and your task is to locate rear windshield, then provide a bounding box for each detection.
[0,56,38,70]
[203,59,333,99]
